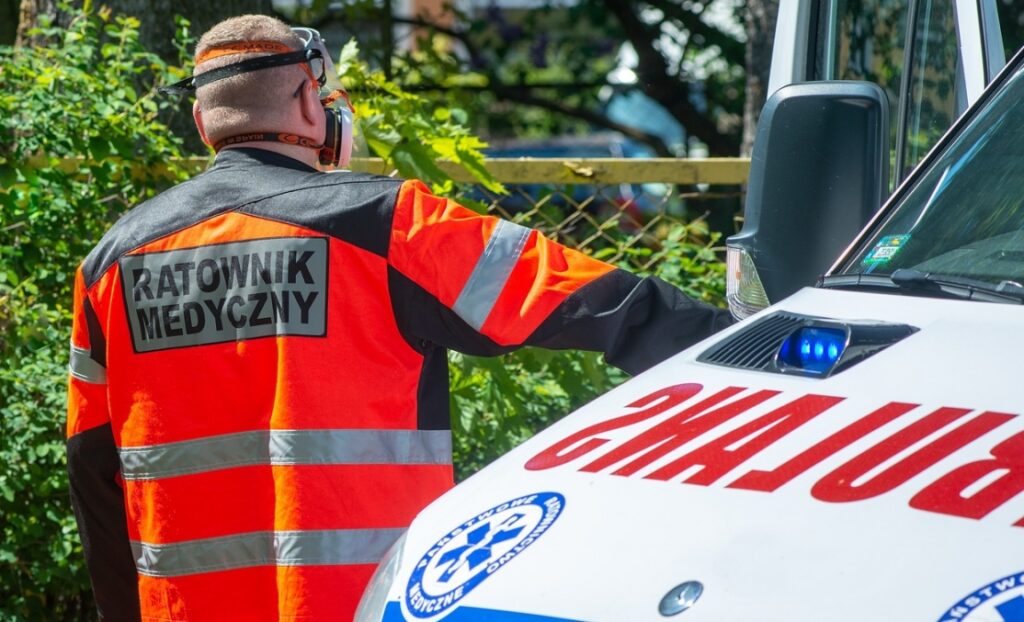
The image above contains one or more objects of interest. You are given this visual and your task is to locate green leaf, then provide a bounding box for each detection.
[455,146,505,194]
[390,142,452,188]
[361,123,401,159]
[449,108,469,125]
[336,38,360,76]
[87,137,112,161]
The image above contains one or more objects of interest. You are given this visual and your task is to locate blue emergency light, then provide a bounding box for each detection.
[778,326,848,375]
[699,312,918,378]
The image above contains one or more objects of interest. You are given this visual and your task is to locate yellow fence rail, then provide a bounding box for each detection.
[37,156,750,185]
[355,157,752,185]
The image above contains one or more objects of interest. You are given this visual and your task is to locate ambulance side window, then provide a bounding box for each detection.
[817,0,909,189]
[816,0,964,190]
[899,0,961,177]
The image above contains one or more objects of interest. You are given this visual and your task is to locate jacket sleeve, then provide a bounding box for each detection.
[387,180,734,374]
[66,267,141,620]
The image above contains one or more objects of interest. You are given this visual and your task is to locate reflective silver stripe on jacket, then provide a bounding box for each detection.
[452,219,532,330]
[119,429,452,480]
[69,343,107,385]
[131,528,404,577]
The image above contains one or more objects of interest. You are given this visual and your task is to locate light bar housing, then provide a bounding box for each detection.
[698,311,919,379]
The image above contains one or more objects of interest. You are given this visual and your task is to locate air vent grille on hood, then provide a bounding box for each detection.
[697,312,918,377]
[698,312,805,370]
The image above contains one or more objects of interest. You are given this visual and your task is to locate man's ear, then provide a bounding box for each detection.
[193,101,212,147]
[299,81,321,126]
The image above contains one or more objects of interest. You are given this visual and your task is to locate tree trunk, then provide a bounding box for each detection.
[742,0,780,156]
[1,0,19,45]
[15,0,59,46]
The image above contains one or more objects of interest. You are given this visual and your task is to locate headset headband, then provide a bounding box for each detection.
[195,41,293,63]
[158,41,322,95]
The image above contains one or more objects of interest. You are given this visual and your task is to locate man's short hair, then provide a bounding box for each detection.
[194,15,309,144]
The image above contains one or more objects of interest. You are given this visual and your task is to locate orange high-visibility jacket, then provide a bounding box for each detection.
[66,148,731,621]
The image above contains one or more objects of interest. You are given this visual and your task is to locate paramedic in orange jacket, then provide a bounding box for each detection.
[65,14,732,621]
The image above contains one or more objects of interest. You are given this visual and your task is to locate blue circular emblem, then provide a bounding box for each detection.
[404,491,565,618]
[936,571,1024,622]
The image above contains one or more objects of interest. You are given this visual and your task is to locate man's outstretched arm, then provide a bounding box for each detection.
[386,180,733,373]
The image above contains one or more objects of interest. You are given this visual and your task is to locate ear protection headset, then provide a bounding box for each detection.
[160,29,353,168]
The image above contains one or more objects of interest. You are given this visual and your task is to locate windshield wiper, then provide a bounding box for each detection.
[820,269,1024,304]
[889,269,1024,303]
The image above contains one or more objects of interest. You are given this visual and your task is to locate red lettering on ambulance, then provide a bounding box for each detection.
[523,384,703,471]
[909,420,1024,523]
[811,408,1009,503]
[644,394,844,484]
[729,402,918,492]
[580,387,775,475]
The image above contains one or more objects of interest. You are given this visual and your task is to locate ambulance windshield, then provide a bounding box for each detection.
[838,61,1024,290]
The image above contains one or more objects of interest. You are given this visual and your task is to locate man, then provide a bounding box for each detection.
[66,14,732,621]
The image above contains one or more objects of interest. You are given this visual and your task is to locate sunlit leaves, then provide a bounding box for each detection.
[0,4,191,617]
[339,40,505,195]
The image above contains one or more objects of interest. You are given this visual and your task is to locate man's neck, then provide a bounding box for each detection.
[220,142,320,170]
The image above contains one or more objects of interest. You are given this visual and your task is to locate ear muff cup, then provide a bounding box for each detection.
[320,106,353,168]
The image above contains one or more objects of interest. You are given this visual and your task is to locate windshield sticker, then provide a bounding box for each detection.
[405,492,565,619]
[935,571,1024,622]
[862,234,911,267]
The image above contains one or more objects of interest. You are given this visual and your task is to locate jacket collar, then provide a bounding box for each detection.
[213,147,318,173]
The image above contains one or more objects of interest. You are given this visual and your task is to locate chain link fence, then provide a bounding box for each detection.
[439,158,749,272]
[462,178,744,273]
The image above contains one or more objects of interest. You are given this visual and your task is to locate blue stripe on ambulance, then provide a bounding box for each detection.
[382,601,583,621]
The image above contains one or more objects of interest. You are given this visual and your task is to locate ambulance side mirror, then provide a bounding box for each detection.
[727,82,890,306]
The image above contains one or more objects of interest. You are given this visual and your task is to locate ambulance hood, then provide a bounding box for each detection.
[375,288,1024,622]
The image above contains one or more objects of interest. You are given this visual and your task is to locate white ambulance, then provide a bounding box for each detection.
[356,0,1024,619]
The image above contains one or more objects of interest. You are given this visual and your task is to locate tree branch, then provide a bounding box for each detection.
[492,86,672,156]
[382,8,738,156]
[388,80,625,92]
[388,13,671,155]
[643,0,746,65]
[390,15,485,62]
[603,0,738,154]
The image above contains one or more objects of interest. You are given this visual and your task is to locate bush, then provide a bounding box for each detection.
[0,7,187,618]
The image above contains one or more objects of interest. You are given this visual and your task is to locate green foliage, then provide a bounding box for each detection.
[336,40,504,196]
[0,6,188,618]
[613,219,727,305]
[391,2,623,141]
[0,9,187,308]
[0,296,87,621]
[451,348,627,478]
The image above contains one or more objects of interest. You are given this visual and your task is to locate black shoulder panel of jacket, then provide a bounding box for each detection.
[67,423,141,621]
[388,266,517,431]
[83,297,107,367]
[388,266,516,358]
[82,148,403,288]
[525,269,735,375]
